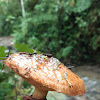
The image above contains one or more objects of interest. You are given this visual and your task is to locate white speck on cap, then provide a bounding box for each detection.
[55,70,62,79]
[64,67,72,86]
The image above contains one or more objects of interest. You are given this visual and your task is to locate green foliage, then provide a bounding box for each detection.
[0,46,7,60]
[15,43,33,53]
[0,63,2,69]
[15,43,42,54]
[0,0,100,65]
[0,0,21,36]
[23,81,31,88]
[62,46,73,58]
[0,68,16,100]
[73,0,92,13]
[47,91,68,100]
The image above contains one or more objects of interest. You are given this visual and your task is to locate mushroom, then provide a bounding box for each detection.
[3,52,85,100]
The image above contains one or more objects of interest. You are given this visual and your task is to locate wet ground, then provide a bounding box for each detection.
[0,36,100,100]
[0,36,14,47]
[71,65,100,100]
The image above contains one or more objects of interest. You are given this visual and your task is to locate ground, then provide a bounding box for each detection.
[0,36,14,47]
[0,36,100,100]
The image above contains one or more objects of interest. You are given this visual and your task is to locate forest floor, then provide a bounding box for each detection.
[0,36,100,100]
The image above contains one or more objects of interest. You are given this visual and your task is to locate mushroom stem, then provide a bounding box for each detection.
[32,87,48,100]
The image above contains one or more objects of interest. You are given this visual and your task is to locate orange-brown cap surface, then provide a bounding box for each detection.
[3,52,85,96]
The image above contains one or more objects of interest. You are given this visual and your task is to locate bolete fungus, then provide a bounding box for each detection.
[3,52,85,100]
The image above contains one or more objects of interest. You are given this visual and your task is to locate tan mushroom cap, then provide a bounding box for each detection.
[3,52,85,96]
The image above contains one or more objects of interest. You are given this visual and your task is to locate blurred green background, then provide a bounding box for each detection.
[0,0,100,100]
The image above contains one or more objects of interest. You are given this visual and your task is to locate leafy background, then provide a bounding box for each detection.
[0,0,100,64]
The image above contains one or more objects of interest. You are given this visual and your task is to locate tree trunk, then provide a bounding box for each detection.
[20,0,25,18]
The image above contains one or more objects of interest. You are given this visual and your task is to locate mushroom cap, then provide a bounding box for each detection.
[4,52,85,96]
